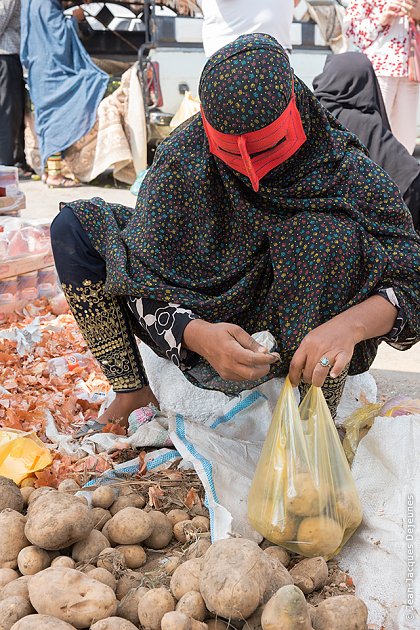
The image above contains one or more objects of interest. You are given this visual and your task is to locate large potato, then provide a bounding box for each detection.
[289,557,329,594]
[0,577,30,603]
[90,618,138,629]
[0,595,33,630]
[167,510,190,526]
[17,546,50,576]
[101,520,114,544]
[261,585,312,630]
[97,548,127,574]
[185,539,211,561]
[117,586,149,624]
[138,588,175,630]
[71,529,109,563]
[144,511,173,550]
[87,567,117,591]
[26,487,56,507]
[161,611,208,630]
[286,473,326,517]
[91,486,117,509]
[173,521,197,543]
[176,591,207,621]
[262,555,293,602]
[116,545,147,569]
[109,495,146,516]
[10,615,76,629]
[170,558,202,600]
[297,517,343,558]
[51,557,76,569]
[0,569,18,590]
[58,479,80,493]
[25,494,94,550]
[0,477,24,513]
[107,508,154,545]
[190,517,209,532]
[20,478,36,488]
[0,510,29,569]
[116,570,144,600]
[334,491,363,531]
[90,507,112,531]
[28,567,117,628]
[264,546,290,568]
[312,595,368,630]
[199,539,273,620]
[263,515,298,546]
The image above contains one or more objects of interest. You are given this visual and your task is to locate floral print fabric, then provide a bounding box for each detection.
[344,0,410,77]
[68,34,420,395]
[127,298,198,370]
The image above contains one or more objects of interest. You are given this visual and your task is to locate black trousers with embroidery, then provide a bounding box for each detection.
[51,206,148,391]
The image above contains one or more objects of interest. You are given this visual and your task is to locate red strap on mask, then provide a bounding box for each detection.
[201,88,306,191]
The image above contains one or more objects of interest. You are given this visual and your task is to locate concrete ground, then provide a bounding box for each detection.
[18,178,419,401]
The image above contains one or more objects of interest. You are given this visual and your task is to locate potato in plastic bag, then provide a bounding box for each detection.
[248,377,362,559]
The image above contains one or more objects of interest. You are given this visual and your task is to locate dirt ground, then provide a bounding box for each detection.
[19,178,420,401]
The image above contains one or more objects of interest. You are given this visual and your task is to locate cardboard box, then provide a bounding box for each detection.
[0,252,55,281]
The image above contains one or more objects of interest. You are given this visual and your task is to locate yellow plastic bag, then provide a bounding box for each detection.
[0,429,53,485]
[342,403,383,463]
[248,377,362,559]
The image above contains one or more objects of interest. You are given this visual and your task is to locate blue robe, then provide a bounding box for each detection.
[20,0,108,166]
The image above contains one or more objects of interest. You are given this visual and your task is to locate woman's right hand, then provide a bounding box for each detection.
[379,0,416,25]
[183,319,277,381]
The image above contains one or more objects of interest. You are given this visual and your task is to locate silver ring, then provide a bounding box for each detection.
[319,356,331,368]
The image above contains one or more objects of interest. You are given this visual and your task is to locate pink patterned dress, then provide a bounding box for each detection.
[344,0,410,77]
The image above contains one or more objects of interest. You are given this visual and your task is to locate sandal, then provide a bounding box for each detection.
[74,419,106,439]
[45,175,83,189]
[16,165,36,181]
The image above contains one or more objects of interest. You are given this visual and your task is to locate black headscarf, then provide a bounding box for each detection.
[69,35,420,393]
[313,52,420,196]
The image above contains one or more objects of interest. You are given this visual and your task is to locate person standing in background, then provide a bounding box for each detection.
[0,0,33,177]
[313,52,419,229]
[20,0,108,187]
[345,0,420,154]
[200,0,300,57]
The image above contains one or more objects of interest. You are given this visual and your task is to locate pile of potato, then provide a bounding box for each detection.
[0,476,368,630]
[248,471,363,559]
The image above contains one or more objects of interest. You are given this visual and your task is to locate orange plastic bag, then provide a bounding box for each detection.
[248,377,362,559]
[0,428,52,485]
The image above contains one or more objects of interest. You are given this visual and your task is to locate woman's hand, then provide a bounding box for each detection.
[288,319,356,388]
[289,295,398,388]
[379,0,416,25]
[183,320,277,381]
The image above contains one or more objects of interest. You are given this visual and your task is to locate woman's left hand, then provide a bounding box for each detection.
[288,318,356,387]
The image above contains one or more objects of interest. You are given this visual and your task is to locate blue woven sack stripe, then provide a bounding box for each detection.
[83,450,181,488]
[210,390,265,429]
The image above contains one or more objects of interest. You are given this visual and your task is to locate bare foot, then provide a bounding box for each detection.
[97,386,159,428]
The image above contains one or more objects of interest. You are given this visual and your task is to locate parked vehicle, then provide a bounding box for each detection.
[62,1,333,159]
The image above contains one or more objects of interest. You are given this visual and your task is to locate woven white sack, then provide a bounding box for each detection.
[338,415,420,630]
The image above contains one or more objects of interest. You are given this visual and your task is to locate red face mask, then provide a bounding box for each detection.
[201,87,307,192]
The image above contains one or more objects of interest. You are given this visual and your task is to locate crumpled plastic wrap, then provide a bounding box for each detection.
[0,428,53,484]
[343,396,420,462]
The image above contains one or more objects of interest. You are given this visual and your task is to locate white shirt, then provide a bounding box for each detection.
[201,0,294,57]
